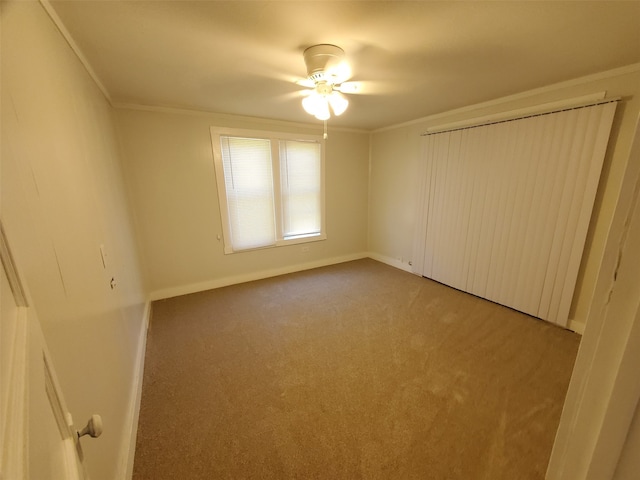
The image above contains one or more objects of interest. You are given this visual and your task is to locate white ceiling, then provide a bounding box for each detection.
[49,1,640,131]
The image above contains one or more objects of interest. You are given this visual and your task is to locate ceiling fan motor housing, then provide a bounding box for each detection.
[303,44,346,83]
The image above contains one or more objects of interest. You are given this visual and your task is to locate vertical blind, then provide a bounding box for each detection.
[412,101,617,326]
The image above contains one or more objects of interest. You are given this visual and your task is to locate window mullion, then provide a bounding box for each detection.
[271,139,284,243]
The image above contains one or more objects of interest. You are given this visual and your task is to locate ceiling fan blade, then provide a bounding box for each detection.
[296,78,316,88]
[325,62,352,84]
[273,90,309,102]
[336,82,361,94]
[336,80,399,95]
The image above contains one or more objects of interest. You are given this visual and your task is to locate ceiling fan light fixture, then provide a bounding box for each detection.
[301,93,320,115]
[316,101,331,121]
[302,93,330,120]
[328,91,348,116]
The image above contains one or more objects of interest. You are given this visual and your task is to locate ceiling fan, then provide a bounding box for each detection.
[297,44,361,121]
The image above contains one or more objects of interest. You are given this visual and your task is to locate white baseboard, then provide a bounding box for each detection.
[568,319,586,335]
[117,300,151,480]
[367,252,414,273]
[149,252,369,301]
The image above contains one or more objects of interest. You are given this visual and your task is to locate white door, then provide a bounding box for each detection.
[1,224,86,480]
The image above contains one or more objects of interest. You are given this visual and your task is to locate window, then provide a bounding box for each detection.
[211,127,325,254]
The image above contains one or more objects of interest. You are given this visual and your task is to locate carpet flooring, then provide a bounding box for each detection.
[132,258,580,479]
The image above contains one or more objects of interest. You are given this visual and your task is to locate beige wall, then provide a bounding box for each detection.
[1,2,146,479]
[369,68,640,331]
[2,2,637,477]
[115,108,370,298]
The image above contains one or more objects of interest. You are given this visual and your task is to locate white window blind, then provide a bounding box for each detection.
[220,136,276,251]
[280,140,322,238]
[211,128,325,254]
[412,101,617,326]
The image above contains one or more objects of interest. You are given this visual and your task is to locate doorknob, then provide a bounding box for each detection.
[77,414,103,438]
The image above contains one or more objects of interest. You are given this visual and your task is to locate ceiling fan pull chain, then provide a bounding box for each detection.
[324,120,328,139]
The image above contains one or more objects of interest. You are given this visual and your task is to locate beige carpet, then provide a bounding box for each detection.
[133,259,580,479]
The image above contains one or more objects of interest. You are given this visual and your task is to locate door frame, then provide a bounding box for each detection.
[547,115,640,479]
[1,223,29,479]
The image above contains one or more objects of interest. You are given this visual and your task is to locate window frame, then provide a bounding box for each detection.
[210,127,326,254]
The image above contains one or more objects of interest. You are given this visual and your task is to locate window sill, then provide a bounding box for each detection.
[223,233,326,254]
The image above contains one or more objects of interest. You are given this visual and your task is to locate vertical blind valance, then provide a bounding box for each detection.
[412,101,617,326]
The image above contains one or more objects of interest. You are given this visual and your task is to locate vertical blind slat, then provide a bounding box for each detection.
[432,133,448,281]
[468,126,488,295]
[540,110,584,320]
[411,138,430,276]
[501,118,528,307]
[522,115,557,313]
[514,117,542,309]
[488,120,518,302]
[472,124,498,297]
[447,130,468,288]
[536,113,572,318]
[422,135,437,276]
[555,105,617,323]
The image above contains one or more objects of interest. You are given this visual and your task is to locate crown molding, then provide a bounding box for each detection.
[113,102,370,134]
[374,63,640,133]
[39,0,112,104]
